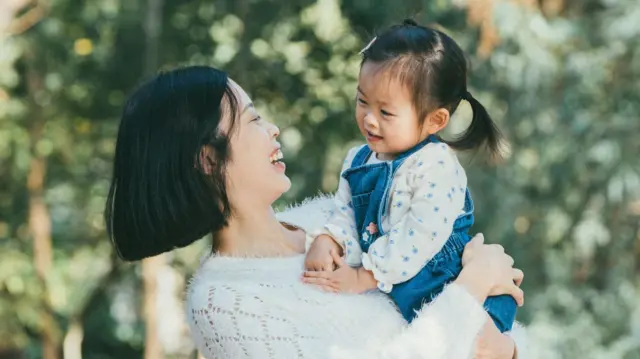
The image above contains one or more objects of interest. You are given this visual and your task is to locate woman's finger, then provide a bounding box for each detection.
[490,243,505,253]
[472,233,485,245]
[302,277,332,286]
[512,268,524,286]
[463,235,482,265]
[330,249,347,268]
[304,271,332,279]
[508,285,524,307]
[503,253,514,267]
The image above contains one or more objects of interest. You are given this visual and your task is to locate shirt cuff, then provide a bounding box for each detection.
[361,254,393,293]
[322,224,362,266]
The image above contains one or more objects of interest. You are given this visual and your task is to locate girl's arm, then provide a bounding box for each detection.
[307,145,365,266]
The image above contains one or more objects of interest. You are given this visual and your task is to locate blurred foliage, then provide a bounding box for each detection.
[0,0,639,358]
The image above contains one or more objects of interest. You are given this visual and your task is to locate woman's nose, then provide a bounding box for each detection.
[268,122,280,138]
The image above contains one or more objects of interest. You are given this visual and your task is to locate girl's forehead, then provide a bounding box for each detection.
[359,63,411,103]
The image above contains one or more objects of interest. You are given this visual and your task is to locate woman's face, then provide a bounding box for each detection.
[220,79,291,209]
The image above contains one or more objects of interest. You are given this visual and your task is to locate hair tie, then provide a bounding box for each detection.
[359,36,377,55]
[403,18,418,26]
[461,91,472,101]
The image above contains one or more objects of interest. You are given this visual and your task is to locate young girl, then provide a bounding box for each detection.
[303,19,518,332]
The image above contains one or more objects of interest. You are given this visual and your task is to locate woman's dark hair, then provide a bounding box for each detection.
[360,18,503,156]
[105,66,239,261]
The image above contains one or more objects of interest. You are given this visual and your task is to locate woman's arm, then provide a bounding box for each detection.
[188,238,524,359]
[189,280,488,359]
[330,283,488,359]
[506,322,529,359]
[330,236,526,359]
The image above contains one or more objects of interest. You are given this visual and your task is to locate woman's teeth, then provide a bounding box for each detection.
[270,150,283,163]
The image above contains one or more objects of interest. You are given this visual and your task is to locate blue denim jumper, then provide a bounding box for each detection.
[342,135,516,331]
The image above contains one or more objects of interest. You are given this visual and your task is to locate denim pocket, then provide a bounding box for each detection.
[427,252,463,279]
[352,192,372,209]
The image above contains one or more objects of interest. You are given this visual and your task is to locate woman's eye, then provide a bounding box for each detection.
[251,116,262,122]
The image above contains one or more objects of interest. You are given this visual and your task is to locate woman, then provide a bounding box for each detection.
[105,66,527,358]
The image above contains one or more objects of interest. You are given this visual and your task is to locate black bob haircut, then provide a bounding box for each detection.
[105,66,239,261]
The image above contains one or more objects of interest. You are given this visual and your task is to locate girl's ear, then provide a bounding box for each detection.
[423,108,450,135]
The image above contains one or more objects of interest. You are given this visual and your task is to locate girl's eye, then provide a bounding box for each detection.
[251,116,262,122]
[380,109,394,117]
[357,97,368,105]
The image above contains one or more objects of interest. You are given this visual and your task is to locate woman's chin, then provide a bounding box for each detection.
[278,175,292,193]
[267,173,292,199]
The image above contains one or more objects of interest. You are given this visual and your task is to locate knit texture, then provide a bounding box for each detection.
[185,196,527,358]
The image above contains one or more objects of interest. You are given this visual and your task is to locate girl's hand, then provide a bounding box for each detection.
[456,234,524,306]
[304,234,341,271]
[474,319,517,359]
[302,250,375,293]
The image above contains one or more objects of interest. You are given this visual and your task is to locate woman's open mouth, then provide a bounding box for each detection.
[270,149,286,171]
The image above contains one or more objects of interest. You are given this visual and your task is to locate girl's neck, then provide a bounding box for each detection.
[375,134,434,161]
[216,207,305,258]
[376,152,396,161]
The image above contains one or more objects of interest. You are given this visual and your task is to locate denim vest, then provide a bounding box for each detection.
[342,135,475,252]
[342,137,517,330]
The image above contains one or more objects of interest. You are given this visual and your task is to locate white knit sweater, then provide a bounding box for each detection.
[185,196,528,359]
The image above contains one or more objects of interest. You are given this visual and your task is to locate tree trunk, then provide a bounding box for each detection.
[25,50,59,359]
[142,256,164,359]
[62,320,83,359]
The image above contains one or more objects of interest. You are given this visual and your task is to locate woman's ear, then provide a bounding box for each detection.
[197,145,215,175]
[424,108,450,135]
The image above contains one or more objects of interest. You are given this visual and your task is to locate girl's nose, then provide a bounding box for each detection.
[363,112,378,129]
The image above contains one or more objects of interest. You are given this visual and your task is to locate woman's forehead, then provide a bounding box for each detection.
[218,78,252,133]
[228,78,252,107]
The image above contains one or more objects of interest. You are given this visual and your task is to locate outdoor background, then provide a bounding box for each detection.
[1,0,639,358]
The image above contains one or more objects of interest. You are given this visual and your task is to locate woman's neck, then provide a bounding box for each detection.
[216,207,305,258]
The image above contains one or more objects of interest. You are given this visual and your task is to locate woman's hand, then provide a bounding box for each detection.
[304,234,341,271]
[455,234,524,306]
[475,319,516,359]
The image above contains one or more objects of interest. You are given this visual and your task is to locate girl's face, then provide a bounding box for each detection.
[355,61,429,160]
[356,61,448,160]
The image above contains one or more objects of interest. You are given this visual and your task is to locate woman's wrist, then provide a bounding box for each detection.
[454,267,490,304]
[504,335,516,359]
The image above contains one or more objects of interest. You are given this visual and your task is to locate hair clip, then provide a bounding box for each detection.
[359,36,377,55]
